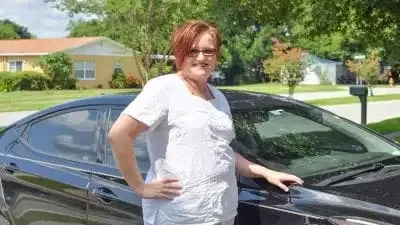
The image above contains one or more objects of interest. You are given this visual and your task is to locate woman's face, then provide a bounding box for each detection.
[180,31,217,82]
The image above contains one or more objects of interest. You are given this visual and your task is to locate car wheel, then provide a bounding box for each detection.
[0,215,9,225]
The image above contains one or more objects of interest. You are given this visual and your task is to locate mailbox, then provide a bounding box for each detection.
[350,86,368,97]
[349,85,368,125]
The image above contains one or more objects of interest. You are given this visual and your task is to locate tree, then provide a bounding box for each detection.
[263,41,308,97]
[38,52,76,89]
[45,0,211,85]
[346,49,381,96]
[217,24,285,84]
[0,19,35,39]
[212,0,400,73]
[0,23,19,40]
[67,19,108,38]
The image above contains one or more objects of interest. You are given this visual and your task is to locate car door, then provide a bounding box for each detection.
[0,106,104,225]
[87,107,148,225]
[236,176,307,225]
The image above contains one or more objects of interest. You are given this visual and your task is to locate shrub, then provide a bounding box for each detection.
[126,75,142,88]
[38,52,76,89]
[109,69,127,89]
[263,41,309,98]
[0,71,51,92]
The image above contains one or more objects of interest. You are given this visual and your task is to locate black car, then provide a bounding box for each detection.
[0,90,400,225]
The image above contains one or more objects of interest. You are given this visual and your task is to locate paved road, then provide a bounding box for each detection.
[321,100,400,124]
[0,111,37,127]
[1,100,399,127]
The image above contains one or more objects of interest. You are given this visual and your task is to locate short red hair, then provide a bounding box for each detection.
[171,20,221,70]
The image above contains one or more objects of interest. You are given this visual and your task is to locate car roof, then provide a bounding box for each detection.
[53,89,304,109]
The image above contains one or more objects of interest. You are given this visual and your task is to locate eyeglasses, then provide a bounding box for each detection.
[187,48,217,57]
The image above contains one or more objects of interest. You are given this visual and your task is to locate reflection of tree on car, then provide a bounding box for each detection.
[230,97,400,182]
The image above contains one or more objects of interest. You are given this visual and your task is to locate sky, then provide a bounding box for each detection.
[0,0,82,38]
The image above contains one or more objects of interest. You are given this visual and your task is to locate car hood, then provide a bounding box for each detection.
[285,176,400,224]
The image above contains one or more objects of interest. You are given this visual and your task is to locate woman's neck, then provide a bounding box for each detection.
[178,72,211,99]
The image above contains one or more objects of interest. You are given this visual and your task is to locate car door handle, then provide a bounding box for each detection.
[90,187,118,203]
[0,162,19,174]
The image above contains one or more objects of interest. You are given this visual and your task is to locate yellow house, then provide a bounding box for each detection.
[0,36,141,88]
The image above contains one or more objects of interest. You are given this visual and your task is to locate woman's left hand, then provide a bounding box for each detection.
[263,169,304,192]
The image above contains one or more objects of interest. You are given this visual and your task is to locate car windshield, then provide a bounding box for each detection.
[231,98,400,180]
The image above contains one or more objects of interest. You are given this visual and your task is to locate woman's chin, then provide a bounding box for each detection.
[190,70,211,79]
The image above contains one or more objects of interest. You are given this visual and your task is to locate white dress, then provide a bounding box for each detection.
[122,74,238,225]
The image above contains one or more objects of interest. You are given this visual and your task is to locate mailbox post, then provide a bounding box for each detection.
[349,85,368,125]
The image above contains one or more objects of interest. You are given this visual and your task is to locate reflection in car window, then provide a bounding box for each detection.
[27,109,100,163]
[106,109,150,173]
[232,106,400,179]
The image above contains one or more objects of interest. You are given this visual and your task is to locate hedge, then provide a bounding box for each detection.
[0,71,51,92]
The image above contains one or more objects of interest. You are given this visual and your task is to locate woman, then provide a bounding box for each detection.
[108,20,303,225]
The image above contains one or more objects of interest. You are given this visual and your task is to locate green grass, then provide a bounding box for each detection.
[219,83,344,94]
[0,85,342,112]
[367,117,400,143]
[0,88,139,112]
[0,127,4,132]
[307,94,400,106]
[367,118,400,134]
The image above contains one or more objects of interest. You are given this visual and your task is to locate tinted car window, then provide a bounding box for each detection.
[27,109,101,163]
[106,109,150,173]
[232,105,400,179]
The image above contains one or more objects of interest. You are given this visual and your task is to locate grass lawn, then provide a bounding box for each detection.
[0,88,140,112]
[367,117,400,143]
[367,117,400,134]
[307,94,400,106]
[219,83,344,94]
[0,84,343,112]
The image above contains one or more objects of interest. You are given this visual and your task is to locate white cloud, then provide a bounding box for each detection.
[0,0,79,38]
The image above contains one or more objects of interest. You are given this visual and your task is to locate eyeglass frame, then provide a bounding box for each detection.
[187,48,218,57]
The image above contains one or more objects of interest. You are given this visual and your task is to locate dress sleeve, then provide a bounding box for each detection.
[214,87,236,140]
[122,78,169,132]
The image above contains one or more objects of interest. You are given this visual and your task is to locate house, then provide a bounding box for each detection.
[302,54,356,85]
[0,37,141,88]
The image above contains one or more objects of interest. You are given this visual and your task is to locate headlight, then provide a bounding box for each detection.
[328,216,394,225]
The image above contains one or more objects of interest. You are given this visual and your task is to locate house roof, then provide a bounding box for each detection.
[0,37,104,55]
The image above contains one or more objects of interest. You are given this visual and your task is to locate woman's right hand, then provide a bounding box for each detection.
[137,178,182,199]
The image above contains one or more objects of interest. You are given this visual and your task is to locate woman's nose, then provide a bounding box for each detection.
[196,52,206,60]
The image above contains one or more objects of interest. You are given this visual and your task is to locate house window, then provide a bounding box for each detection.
[8,60,23,72]
[74,61,95,80]
[115,61,121,69]
[114,61,122,73]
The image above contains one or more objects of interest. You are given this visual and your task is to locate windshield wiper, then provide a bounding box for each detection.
[314,163,400,186]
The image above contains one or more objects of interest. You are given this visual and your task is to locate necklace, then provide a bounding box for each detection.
[179,73,210,100]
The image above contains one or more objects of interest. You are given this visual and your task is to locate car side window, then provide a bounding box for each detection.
[105,109,150,173]
[232,107,367,178]
[27,109,101,163]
